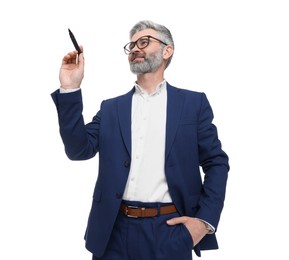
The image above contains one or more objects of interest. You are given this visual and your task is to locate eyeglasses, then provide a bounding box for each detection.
[123,35,168,55]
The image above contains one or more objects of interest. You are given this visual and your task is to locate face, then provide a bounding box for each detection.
[128,29,165,75]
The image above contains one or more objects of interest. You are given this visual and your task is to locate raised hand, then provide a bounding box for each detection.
[59,46,84,90]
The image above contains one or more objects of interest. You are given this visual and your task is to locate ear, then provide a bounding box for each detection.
[163,45,174,61]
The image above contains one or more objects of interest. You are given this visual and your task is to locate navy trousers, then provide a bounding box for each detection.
[92,201,193,260]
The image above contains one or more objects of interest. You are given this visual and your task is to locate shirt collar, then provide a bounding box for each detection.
[134,80,166,97]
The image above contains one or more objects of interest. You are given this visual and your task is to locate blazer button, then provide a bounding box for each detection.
[124,161,130,168]
[115,192,123,199]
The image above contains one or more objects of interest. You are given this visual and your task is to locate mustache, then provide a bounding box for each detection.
[130,52,145,61]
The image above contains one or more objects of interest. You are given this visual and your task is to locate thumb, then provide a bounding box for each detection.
[78,45,84,61]
[166,216,187,225]
[78,52,84,69]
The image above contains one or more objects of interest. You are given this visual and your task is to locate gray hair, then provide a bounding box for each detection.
[129,20,174,69]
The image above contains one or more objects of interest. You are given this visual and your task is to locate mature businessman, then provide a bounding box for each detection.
[51,20,229,260]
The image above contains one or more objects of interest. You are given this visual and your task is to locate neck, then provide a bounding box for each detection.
[136,70,165,94]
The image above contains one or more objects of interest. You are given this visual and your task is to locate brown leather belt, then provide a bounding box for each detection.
[120,203,177,218]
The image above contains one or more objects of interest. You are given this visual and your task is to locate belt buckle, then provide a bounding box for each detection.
[126,205,145,218]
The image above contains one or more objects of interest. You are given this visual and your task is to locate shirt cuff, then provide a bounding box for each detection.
[59,87,80,94]
[195,218,215,234]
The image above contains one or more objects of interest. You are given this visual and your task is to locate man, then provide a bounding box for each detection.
[51,20,229,260]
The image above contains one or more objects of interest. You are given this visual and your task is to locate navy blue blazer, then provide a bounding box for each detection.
[51,83,229,257]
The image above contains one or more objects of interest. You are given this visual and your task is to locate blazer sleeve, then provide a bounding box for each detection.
[195,93,229,230]
[51,89,101,160]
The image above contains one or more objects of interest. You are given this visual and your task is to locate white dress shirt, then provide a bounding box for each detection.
[122,80,172,202]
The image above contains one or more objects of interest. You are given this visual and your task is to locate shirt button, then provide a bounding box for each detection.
[124,161,130,168]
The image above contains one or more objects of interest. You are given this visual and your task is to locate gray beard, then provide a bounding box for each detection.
[130,49,163,75]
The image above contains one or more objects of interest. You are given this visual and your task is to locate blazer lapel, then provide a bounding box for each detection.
[165,84,184,159]
[116,84,184,159]
[117,88,134,157]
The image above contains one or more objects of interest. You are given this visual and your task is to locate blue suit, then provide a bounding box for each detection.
[51,83,229,257]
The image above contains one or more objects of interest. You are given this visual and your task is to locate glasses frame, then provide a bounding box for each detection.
[123,35,168,55]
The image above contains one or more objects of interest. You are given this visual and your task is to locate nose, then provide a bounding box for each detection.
[130,42,141,53]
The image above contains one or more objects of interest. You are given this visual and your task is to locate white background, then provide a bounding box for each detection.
[0,0,288,259]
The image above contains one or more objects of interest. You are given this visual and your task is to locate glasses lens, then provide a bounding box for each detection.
[124,42,133,54]
[124,36,151,54]
[128,42,136,51]
[137,37,149,49]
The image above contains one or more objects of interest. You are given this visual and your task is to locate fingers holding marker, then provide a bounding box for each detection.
[62,50,79,64]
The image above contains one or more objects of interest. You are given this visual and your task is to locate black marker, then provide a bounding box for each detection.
[68,28,82,54]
